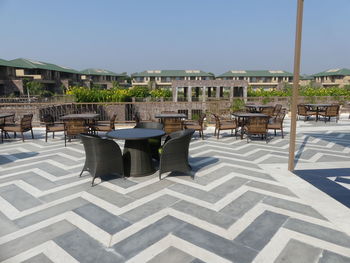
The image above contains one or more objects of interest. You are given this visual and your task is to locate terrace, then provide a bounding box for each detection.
[0,112,349,262]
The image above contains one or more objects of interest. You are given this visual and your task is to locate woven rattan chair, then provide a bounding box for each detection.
[273,104,282,116]
[64,119,88,147]
[183,113,206,139]
[297,104,316,121]
[42,114,65,142]
[244,116,269,143]
[213,114,237,139]
[134,122,164,160]
[261,107,275,117]
[159,129,194,180]
[80,133,124,186]
[1,114,34,142]
[318,104,340,123]
[90,114,116,133]
[267,110,286,138]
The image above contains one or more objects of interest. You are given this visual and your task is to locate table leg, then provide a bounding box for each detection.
[123,139,155,177]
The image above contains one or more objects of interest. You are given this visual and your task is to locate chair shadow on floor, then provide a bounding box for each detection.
[293,168,350,208]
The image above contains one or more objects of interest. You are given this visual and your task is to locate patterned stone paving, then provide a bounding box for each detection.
[0,116,350,262]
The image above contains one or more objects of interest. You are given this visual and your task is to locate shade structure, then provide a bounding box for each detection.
[288,0,304,171]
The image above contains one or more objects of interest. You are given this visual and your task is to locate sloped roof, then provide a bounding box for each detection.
[218,70,293,78]
[313,68,350,77]
[132,70,214,77]
[9,58,80,74]
[0,58,15,67]
[81,68,127,77]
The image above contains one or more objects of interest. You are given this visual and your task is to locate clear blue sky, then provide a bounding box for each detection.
[0,0,349,75]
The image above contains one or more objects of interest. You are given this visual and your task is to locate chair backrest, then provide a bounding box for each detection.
[198,113,206,127]
[297,104,307,115]
[212,114,221,127]
[161,111,177,114]
[134,112,141,124]
[275,110,286,124]
[246,116,269,134]
[20,114,33,130]
[80,133,100,175]
[162,129,195,155]
[273,104,282,115]
[42,114,55,125]
[261,107,274,116]
[326,105,340,116]
[64,119,87,136]
[135,122,164,130]
[109,114,117,129]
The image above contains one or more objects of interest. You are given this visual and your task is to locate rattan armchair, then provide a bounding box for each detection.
[80,134,124,186]
[134,122,164,160]
[42,114,65,142]
[267,110,286,138]
[64,119,88,147]
[261,107,275,117]
[159,129,194,180]
[318,104,340,123]
[297,104,316,121]
[244,116,269,143]
[1,114,34,142]
[90,114,116,133]
[183,113,206,139]
[213,114,237,139]
[273,104,282,116]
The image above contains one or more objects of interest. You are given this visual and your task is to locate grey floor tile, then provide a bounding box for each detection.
[54,229,124,263]
[0,220,76,261]
[39,182,92,202]
[113,216,186,260]
[87,185,135,207]
[0,184,42,211]
[220,191,265,219]
[319,250,350,263]
[74,203,130,234]
[120,195,179,223]
[127,179,175,199]
[174,223,257,263]
[274,239,322,263]
[169,184,220,203]
[22,253,53,263]
[234,211,289,251]
[247,181,297,197]
[0,211,19,237]
[171,200,236,228]
[284,218,350,248]
[210,176,249,198]
[147,247,195,263]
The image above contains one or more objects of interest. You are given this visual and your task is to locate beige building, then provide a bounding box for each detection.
[217,70,293,90]
[81,69,129,89]
[131,70,214,89]
[313,68,350,88]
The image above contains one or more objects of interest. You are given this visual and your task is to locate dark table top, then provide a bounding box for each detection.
[155,113,187,118]
[233,112,268,118]
[60,113,100,120]
[0,113,15,118]
[304,104,332,107]
[245,105,274,108]
[107,128,165,140]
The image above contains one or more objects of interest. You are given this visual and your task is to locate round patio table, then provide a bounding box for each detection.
[304,104,332,121]
[107,128,165,177]
[232,112,269,139]
[245,105,274,113]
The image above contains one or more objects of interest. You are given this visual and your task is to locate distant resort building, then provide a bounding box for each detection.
[131,70,214,89]
[217,70,293,90]
[81,68,129,89]
[313,68,350,88]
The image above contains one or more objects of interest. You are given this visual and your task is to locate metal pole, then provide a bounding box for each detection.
[288,0,304,171]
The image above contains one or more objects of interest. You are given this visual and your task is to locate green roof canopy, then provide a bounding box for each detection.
[81,68,127,77]
[0,58,14,67]
[313,68,350,77]
[218,70,293,78]
[132,70,213,77]
[9,58,80,74]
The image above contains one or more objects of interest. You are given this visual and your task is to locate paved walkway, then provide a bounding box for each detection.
[0,116,350,263]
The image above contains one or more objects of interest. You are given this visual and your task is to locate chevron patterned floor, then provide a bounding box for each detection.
[1,117,350,263]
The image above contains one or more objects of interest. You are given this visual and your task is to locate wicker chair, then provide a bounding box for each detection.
[64,119,88,147]
[183,113,206,139]
[1,114,34,142]
[261,107,275,117]
[134,122,164,160]
[267,110,286,138]
[318,104,340,123]
[90,114,116,133]
[80,134,124,186]
[273,104,282,116]
[297,104,316,121]
[244,116,269,143]
[159,129,194,180]
[42,114,65,142]
[213,114,237,139]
